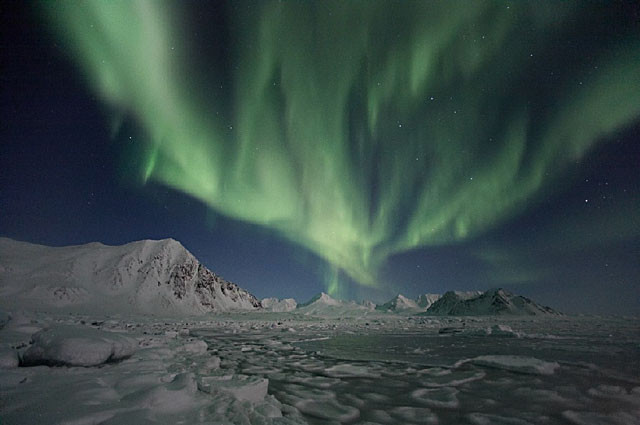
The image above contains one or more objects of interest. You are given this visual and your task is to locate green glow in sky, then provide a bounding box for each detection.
[41,1,640,294]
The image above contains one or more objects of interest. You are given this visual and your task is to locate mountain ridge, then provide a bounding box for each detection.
[424,288,560,316]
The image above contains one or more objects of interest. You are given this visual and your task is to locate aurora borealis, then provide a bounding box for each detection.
[1,1,639,312]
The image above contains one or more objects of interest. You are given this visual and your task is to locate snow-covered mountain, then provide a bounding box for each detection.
[423,291,482,316]
[261,297,297,312]
[376,294,422,312]
[416,293,441,310]
[296,292,373,316]
[424,288,559,316]
[298,292,342,308]
[0,237,261,315]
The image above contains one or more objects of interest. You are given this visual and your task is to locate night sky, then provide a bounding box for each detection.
[1,1,639,314]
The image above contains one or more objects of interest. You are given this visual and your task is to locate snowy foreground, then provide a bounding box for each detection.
[1,311,639,424]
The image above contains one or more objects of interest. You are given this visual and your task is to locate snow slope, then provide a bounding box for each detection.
[0,237,261,315]
[425,288,560,316]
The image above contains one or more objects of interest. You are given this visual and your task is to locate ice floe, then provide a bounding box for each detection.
[460,355,560,375]
[21,325,138,367]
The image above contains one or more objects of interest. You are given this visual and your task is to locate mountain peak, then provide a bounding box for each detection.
[299,292,341,307]
[377,293,420,312]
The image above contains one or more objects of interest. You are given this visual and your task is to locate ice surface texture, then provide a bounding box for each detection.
[1,314,639,424]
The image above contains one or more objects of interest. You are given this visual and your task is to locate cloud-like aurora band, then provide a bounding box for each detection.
[40,1,640,293]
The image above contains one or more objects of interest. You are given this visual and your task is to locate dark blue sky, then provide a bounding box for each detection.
[1,2,639,314]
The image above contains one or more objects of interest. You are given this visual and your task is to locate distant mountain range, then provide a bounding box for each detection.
[424,288,561,316]
[293,289,559,316]
[376,293,443,313]
[0,237,261,315]
[0,238,560,317]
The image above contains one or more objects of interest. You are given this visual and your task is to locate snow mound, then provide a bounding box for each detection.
[261,297,297,312]
[21,325,138,367]
[463,355,560,375]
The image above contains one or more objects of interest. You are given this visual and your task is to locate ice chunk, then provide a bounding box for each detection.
[370,409,394,422]
[122,372,204,415]
[587,384,636,400]
[488,324,522,338]
[562,410,640,425]
[467,412,535,424]
[466,355,560,375]
[199,374,269,404]
[412,387,459,408]
[418,369,485,387]
[390,406,438,424]
[362,392,391,402]
[294,398,360,422]
[179,339,208,354]
[323,363,381,378]
[21,325,137,367]
[283,375,341,390]
[512,387,568,403]
[204,355,221,371]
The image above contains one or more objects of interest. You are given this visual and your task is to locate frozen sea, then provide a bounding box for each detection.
[1,313,639,424]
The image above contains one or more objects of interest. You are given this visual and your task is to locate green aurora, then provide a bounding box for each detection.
[40,1,640,293]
